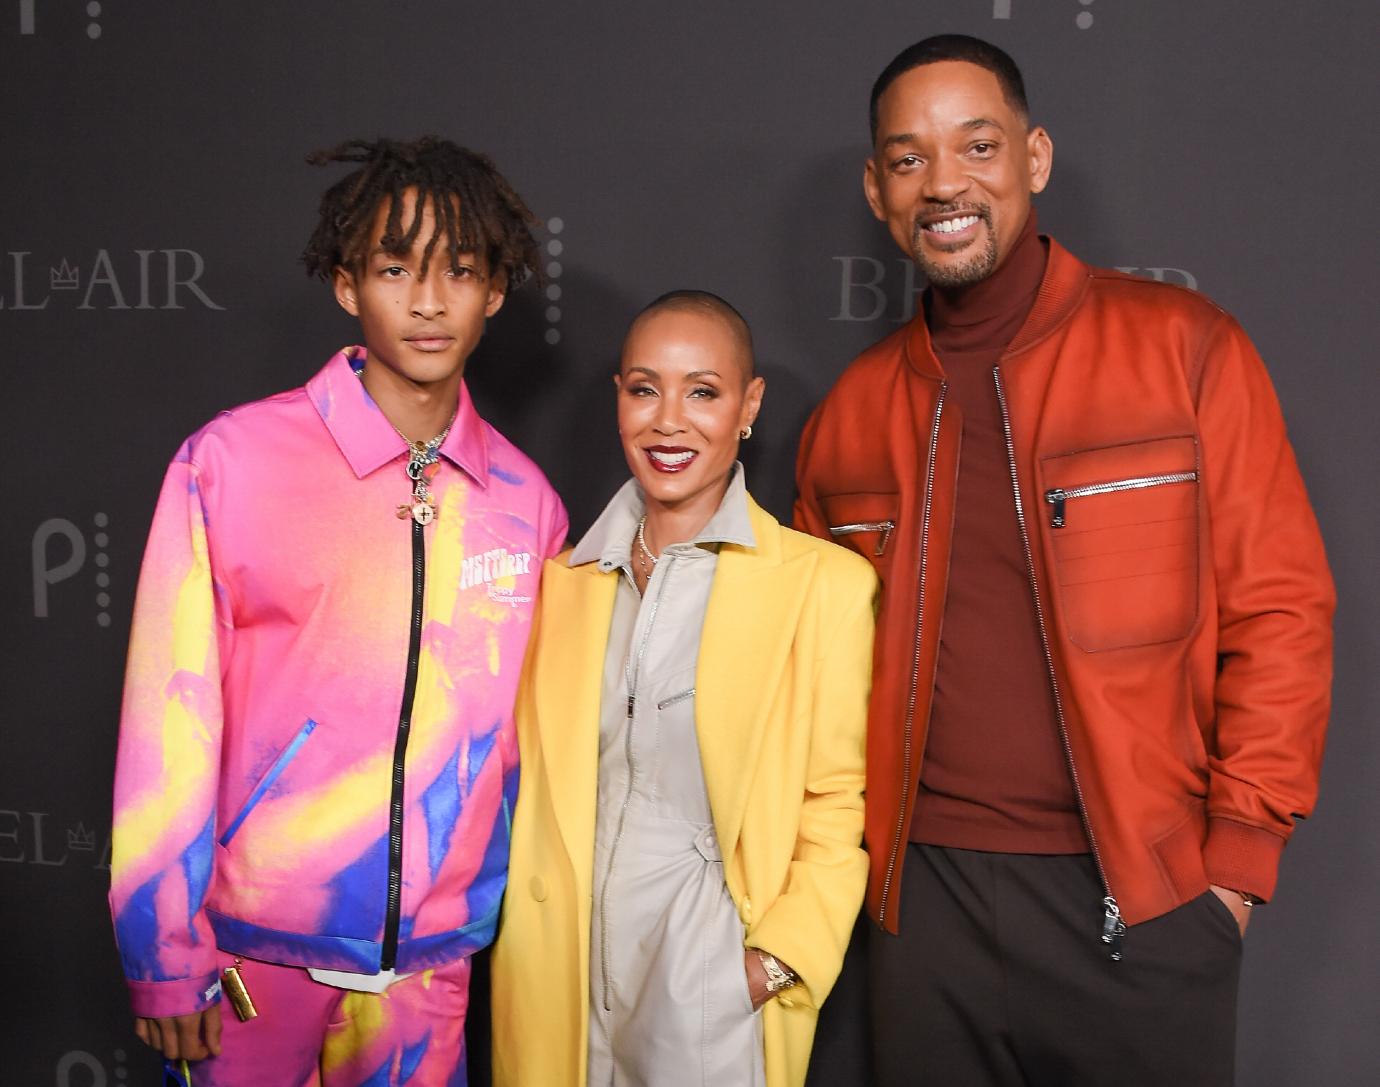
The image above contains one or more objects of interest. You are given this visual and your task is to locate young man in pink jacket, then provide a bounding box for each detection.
[109,137,567,1086]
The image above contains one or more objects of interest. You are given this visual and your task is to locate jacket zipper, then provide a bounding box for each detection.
[380,516,426,971]
[1045,471,1197,528]
[600,556,678,1010]
[877,385,945,928]
[994,368,1125,960]
[828,520,896,557]
[218,718,319,847]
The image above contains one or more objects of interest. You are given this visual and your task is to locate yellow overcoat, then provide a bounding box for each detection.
[491,497,875,1087]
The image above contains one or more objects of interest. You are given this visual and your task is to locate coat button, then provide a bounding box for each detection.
[739,895,752,924]
[778,996,795,1009]
[693,826,721,862]
[530,876,548,902]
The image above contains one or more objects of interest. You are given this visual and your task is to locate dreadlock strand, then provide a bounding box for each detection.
[436,181,464,275]
[300,135,543,287]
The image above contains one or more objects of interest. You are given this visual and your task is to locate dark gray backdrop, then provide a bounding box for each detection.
[2,2,1375,1084]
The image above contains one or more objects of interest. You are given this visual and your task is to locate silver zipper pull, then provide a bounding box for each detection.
[1046,489,1068,528]
[876,522,895,556]
[1101,895,1126,961]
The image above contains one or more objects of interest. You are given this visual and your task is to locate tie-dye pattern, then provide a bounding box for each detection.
[183,950,470,1087]
[110,347,567,1018]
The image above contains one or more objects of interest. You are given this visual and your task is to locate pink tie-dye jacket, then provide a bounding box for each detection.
[110,348,567,1018]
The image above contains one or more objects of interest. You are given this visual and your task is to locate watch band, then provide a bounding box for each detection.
[756,950,798,993]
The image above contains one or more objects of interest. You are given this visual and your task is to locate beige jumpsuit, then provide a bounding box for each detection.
[569,469,766,1087]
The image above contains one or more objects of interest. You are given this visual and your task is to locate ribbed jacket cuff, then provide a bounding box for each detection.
[1202,817,1285,903]
[127,971,222,1019]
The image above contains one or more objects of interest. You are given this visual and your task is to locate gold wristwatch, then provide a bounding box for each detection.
[756,950,798,994]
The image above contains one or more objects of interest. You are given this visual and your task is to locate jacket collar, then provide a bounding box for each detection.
[568,463,756,570]
[903,234,1091,381]
[305,346,490,486]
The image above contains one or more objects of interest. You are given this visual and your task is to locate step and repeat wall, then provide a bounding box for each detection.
[3,2,1375,1084]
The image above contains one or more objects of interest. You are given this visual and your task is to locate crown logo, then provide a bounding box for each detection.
[67,821,97,851]
[49,258,80,290]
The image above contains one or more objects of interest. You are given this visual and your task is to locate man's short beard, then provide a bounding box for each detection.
[911,209,999,288]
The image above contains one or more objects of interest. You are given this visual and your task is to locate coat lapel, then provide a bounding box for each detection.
[531,558,618,889]
[696,500,816,867]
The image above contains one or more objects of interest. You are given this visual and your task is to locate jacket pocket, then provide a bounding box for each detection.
[219,718,318,847]
[1040,436,1199,652]
[821,492,899,572]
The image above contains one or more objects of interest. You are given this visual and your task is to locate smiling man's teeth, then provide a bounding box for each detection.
[649,450,696,466]
[927,214,980,234]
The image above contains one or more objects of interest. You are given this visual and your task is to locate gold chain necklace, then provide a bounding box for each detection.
[353,360,455,526]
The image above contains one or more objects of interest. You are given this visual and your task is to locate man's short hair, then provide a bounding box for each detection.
[631,290,755,378]
[869,34,1030,142]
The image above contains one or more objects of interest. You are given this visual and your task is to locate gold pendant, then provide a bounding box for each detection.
[222,963,258,1022]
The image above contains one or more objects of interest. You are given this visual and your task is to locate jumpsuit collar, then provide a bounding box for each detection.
[569,463,756,572]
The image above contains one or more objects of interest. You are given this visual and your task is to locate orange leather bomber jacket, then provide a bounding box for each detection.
[794,238,1334,938]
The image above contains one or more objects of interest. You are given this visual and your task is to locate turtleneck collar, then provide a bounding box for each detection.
[926,207,1047,354]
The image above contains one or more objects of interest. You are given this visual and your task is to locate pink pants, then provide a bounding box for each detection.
[179,949,471,1086]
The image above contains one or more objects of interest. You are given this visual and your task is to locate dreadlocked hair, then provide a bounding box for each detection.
[301,136,542,289]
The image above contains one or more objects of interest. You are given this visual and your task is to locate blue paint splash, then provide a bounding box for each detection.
[422,747,462,881]
[319,833,390,939]
[400,1034,431,1081]
[182,812,216,935]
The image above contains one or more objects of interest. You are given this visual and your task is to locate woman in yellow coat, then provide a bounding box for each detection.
[491,291,875,1087]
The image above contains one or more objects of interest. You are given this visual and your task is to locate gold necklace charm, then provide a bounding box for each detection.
[388,410,456,527]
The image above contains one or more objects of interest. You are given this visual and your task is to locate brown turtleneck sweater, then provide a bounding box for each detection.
[910,210,1088,854]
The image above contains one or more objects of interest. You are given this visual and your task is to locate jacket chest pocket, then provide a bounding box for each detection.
[821,492,899,578]
[1039,436,1200,652]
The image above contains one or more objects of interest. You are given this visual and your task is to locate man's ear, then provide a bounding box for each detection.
[485,269,508,318]
[333,266,360,317]
[1027,125,1054,196]
[863,157,887,222]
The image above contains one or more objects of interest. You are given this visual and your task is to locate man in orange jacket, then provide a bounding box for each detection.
[795,34,1334,1087]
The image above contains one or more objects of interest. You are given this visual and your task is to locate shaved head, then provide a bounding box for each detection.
[628,289,755,380]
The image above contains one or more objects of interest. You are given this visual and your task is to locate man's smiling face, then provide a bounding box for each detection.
[864,60,1052,288]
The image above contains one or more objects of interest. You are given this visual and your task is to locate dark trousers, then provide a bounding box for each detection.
[808,844,1240,1087]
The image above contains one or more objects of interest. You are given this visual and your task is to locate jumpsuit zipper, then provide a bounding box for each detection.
[993,367,1125,959]
[381,516,426,971]
[878,385,946,928]
[599,556,678,1010]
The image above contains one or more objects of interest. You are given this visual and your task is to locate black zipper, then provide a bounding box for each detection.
[381,516,426,970]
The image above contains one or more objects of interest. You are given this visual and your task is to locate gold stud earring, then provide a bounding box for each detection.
[739,425,753,440]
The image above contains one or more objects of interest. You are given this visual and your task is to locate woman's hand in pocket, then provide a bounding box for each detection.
[744,947,799,1010]
[744,948,772,1010]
